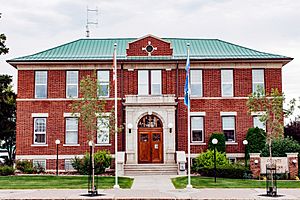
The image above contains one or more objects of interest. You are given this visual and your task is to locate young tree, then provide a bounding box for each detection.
[0,75,16,166]
[71,72,117,194]
[0,14,9,55]
[247,87,295,189]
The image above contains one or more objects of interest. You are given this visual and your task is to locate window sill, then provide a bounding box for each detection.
[95,144,112,146]
[191,142,206,146]
[31,144,48,147]
[225,142,238,145]
[63,144,80,147]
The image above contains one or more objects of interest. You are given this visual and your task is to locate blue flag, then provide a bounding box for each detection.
[184,51,190,107]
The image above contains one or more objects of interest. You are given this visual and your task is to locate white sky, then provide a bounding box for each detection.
[1,0,300,119]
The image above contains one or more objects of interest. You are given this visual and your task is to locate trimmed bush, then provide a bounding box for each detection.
[199,164,252,179]
[208,132,226,153]
[0,165,15,176]
[72,150,112,175]
[261,136,300,157]
[192,150,229,172]
[16,160,35,174]
[245,127,266,158]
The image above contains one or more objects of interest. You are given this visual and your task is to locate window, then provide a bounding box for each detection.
[65,118,78,144]
[97,118,109,144]
[228,157,236,164]
[190,70,202,96]
[151,70,162,95]
[97,71,109,97]
[66,71,78,98]
[33,160,46,170]
[64,159,75,171]
[252,69,264,93]
[35,71,47,98]
[222,116,235,142]
[138,70,162,95]
[253,116,266,131]
[221,70,233,97]
[191,116,204,142]
[34,118,46,144]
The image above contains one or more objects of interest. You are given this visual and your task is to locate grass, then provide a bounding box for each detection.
[172,176,300,189]
[0,175,133,189]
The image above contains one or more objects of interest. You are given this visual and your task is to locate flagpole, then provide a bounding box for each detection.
[113,43,120,189]
[186,43,192,189]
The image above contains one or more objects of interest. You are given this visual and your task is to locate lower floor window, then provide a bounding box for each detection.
[64,159,75,171]
[65,118,78,144]
[97,118,109,144]
[228,157,236,164]
[33,159,46,170]
[253,116,266,131]
[222,116,235,142]
[191,116,204,142]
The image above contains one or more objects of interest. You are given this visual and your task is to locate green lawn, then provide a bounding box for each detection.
[172,176,300,189]
[0,176,133,189]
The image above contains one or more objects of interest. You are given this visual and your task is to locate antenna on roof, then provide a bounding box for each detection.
[86,6,98,38]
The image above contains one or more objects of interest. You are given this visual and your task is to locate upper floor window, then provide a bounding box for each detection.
[191,116,204,143]
[97,118,110,144]
[252,69,264,94]
[65,118,78,144]
[34,118,46,144]
[66,71,78,98]
[253,116,266,131]
[97,70,109,97]
[222,116,235,142]
[138,70,161,95]
[190,70,202,96]
[35,71,47,98]
[221,70,233,97]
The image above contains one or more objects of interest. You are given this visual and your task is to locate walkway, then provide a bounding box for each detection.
[131,175,175,190]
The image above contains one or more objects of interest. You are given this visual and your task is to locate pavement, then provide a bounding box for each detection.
[1,175,300,199]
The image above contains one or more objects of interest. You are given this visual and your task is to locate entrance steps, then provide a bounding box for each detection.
[124,163,178,176]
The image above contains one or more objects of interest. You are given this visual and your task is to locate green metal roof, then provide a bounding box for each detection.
[8,38,292,62]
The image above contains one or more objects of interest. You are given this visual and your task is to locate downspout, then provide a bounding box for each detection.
[175,61,179,151]
[120,63,125,151]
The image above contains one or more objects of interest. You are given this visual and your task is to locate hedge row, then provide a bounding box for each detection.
[198,165,252,179]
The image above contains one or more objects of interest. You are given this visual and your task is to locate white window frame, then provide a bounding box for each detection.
[151,70,162,95]
[33,118,47,144]
[190,70,203,97]
[97,70,110,97]
[138,70,149,95]
[97,117,110,144]
[64,159,75,171]
[35,71,47,99]
[191,116,204,143]
[222,116,236,142]
[221,69,233,97]
[65,118,78,145]
[252,69,265,94]
[33,159,46,170]
[253,116,266,131]
[66,71,78,98]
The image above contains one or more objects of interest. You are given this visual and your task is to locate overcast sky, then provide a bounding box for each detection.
[1,0,300,117]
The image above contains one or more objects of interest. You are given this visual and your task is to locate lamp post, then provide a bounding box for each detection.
[55,139,60,176]
[243,139,248,168]
[88,140,94,195]
[212,138,218,183]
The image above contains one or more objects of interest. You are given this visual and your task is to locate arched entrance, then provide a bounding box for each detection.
[138,115,163,163]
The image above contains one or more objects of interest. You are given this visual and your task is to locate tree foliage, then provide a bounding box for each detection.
[261,136,300,157]
[284,119,300,143]
[192,150,229,171]
[245,127,266,158]
[0,14,9,55]
[208,132,226,153]
[0,75,16,166]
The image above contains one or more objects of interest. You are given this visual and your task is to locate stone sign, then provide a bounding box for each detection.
[260,157,288,174]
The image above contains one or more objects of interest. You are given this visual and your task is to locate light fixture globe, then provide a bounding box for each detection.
[168,123,173,129]
[212,138,218,145]
[243,140,248,145]
[127,123,133,129]
[55,139,60,145]
[88,141,93,146]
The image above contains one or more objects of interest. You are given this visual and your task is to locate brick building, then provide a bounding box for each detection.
[7,34,292,173]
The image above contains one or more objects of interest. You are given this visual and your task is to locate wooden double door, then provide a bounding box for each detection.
[138,128,163,163]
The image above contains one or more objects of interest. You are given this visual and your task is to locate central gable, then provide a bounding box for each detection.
[126,34,173,57]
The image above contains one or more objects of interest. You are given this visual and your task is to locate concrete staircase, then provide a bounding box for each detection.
[124,163,178,176]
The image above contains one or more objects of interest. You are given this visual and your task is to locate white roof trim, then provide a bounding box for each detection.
[220,112,237,116]
[31,113,49,118]
[127,34,172,45]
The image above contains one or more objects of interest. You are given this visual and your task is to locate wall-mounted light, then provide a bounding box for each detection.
[128,123,133,134]
[292,159,297,165]
[168,123,173,133]
[254,159,259,164]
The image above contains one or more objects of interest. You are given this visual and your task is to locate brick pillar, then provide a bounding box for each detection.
[286,153,298,179]
[250,153,261,179]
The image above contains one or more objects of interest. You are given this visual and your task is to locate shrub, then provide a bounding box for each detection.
[199,164,252,179]
[72,150,112,175]
[16,160,36,174]
[261,136,300,157]
[0,165,15,176]
[208,132,226,153]
[193,150,229,172]
[245,127,266,158]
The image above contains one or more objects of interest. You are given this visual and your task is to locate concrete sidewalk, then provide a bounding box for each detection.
[0,188,300,199]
